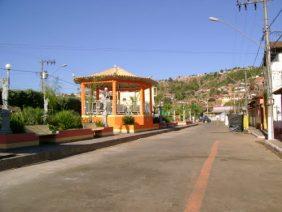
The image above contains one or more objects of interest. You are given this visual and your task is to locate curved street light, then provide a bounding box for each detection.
[208,16,260,46]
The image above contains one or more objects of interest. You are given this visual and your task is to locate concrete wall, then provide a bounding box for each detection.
[271,53,282,121]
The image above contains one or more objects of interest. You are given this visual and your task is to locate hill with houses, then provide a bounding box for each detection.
[155,66,264,112]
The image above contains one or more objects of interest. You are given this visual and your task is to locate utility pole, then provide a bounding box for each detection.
[236,0,274,140]
[40,59,56,123]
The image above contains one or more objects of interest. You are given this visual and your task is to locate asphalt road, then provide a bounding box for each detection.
[0,123,281,212]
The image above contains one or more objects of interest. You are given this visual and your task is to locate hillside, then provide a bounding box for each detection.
[155,67,263,116]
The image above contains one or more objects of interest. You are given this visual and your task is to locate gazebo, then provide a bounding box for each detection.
[74,66,158,133]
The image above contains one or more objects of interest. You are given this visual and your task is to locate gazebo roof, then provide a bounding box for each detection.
[93,66,136,77]
[74,66,157,86]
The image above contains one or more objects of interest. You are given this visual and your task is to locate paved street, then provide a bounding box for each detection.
[0,123,281,212]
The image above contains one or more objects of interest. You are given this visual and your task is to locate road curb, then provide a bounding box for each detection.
[0,124,198,171]
[248,130,266,139]
[256,140,282,158]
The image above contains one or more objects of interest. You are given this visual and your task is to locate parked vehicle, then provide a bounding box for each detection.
[199,115,211,123]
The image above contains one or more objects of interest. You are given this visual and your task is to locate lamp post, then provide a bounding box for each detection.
[209,17,260,46]
[210,17,254,126]
[0,64,12,134]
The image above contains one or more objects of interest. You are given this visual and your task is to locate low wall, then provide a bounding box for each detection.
[0,133,39,149]
[40,128,93,144]
[82,115,154,133]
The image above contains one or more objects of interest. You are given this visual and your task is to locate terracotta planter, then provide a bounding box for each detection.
[0,133,39,149]
[39,128,93,144]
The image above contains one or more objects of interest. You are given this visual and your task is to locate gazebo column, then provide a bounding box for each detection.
[149,87,153,115]
[140,87,145,115]
[81,83,86,115]
[112,81,117,115]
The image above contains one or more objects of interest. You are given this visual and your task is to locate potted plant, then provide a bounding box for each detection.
[122,115,135,133]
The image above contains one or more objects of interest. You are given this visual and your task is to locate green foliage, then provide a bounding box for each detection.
[122,115,135,125]
[46,87,81,114]
[3,89,44,109]
[48,110,82,132]
[0,89,81,114]
[21,107,44,125]
[10,113,25,134]
[94,120,104,127]
[162,116,173,123]
[153,117,160,124]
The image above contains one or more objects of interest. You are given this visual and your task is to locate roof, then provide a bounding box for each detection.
[270,41,282,50]
[263,42,282,64]
[93,66,136,77]
[273,87,282,95]
[74,66,157,87]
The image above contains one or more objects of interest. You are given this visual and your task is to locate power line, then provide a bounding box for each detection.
[0,67,39,74]
[252,36,264,66]
[270,9,282,27]
[0,67,77,87]
[272,33,282,46]
[0,43,258,55]
[48,75,77,87]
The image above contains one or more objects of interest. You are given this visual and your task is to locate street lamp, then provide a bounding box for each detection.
[209,17,254,126]
[208,16,260,46]
[50,64,68,75]
[0,64,12,134]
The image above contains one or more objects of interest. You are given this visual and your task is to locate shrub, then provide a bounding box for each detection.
[153,117,160,124]
[48,110,82,132]
[10,113,25,133]
[21,107,44,125]
[94,120,104,127]
[162,116,172,123]
[122,115,135,125]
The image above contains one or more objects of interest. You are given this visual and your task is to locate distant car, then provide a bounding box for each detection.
[199,115,211,123]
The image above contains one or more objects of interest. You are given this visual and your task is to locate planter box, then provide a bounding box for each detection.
[116,124,155,134]
[39,128,93,144]
[167,122,178,127]
[94,127,114,137]
[153,123,160,129]
[120,125,135,134]
[0,133,39,149]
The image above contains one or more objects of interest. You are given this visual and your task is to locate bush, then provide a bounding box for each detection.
[122,116,135,125]
[153,117,160,124]
[48,110,82,132]
[10,113,25,133]
[21,107,44,125]
[94,120,104,127]
[162,116,172,123]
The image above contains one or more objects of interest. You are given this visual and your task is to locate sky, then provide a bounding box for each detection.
[0,0,281,93]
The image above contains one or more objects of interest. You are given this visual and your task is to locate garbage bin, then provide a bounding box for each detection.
[228,114,243,132]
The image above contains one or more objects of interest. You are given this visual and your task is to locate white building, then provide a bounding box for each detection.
[271,42,282,121]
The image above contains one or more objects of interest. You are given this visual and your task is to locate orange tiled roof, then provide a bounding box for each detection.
[74,66,157,86]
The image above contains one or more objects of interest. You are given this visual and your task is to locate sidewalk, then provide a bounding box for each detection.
[0,124,197,171]
[248,126,282,157]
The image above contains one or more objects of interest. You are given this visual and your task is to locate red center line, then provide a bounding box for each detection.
[184,141,219,212]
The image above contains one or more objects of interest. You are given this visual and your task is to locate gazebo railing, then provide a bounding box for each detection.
[85,100,143,115]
